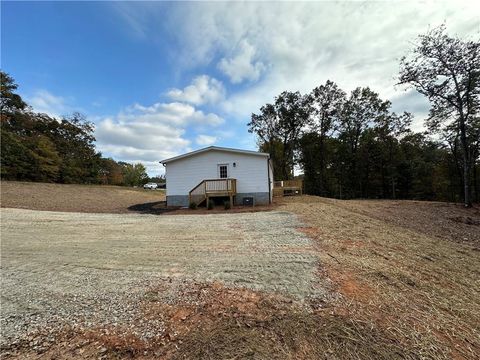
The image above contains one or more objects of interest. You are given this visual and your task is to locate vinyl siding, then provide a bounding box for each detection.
[165,150,269,196]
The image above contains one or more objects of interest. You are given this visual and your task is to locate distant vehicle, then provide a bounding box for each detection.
[143,182,158,190]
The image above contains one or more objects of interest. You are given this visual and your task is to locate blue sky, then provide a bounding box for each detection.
[2,1,478,175]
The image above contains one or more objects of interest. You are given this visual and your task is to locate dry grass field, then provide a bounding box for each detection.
[0,181,165,213]
[279,196,480,360]
[1,182,479,359]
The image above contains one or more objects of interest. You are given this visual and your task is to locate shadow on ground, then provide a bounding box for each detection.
[128,201,179,215]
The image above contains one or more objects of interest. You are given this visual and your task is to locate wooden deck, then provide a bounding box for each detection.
[273,180,303,197]
[189,178,237,206]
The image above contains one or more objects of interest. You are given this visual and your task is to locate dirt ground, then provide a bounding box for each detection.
[1,208,326,358]
[326,198,480,248]
[278,196,480,360]
[1,184,479,359]
[0,181,165,213]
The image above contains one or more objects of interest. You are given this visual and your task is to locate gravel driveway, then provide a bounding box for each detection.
[1,208,322,351]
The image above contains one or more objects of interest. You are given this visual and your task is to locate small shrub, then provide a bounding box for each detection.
[189,201,197,210]
[207,199,215,210]
[224,201,231,210]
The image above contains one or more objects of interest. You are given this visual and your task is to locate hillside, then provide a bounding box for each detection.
[1,183,479,359]
[0,181,165,213]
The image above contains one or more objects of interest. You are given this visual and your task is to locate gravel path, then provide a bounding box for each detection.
[0,208,322,351]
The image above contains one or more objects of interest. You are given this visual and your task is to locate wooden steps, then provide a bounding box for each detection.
[189,179,237,206]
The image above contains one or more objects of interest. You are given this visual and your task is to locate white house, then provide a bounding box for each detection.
[160,146,273,207]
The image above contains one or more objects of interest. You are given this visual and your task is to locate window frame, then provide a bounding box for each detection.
[218,164,229,179]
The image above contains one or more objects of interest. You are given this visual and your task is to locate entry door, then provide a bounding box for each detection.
[218,164,229,179]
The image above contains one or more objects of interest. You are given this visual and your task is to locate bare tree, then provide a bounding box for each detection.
[399,25,480,207]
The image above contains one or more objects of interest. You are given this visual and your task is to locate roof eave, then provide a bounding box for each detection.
[160,146,269,164]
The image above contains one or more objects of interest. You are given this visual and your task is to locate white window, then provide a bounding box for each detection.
[218,164,228,178]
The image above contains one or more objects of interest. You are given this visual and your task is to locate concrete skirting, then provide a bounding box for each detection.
[235,192,270,206]
[167,192,270,207]
[166,195,190,207]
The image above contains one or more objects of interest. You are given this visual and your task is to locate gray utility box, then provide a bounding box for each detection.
[242,197,254,206]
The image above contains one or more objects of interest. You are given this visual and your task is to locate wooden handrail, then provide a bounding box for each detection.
[189,179,237,206]
[189,180,205,194]
[274,180,303,188]
[200,178,235,182]
[205,179,236,192]
[273,179,303,197]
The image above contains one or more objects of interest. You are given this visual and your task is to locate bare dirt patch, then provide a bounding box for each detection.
[8,281,418,360]
[0,181,165,213]
[0,208,326,358]
[127,200,278,215]
[3,194,479,359]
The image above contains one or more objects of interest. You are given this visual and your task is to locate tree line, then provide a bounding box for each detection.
[249,26,479,206]
[0,72,158,187]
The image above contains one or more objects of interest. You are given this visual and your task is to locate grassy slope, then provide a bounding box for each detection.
[280,196,480,359]
[0,181,165,213]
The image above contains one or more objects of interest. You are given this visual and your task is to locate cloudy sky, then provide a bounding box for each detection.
[2,1,478,175]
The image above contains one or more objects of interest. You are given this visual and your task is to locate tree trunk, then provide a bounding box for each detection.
[473,163,478,203]
[449,137,464,201]
[389,140,395,199]
[459,114,472,207]
[463,154,471,207]
[319,132,325,195]
[281,140,289,180]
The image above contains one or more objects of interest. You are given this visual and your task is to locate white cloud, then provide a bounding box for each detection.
[196,134,217,146]
[111,1,156,39]
[96,117,189,153]
[108,0,479,139]
[28,90,70,118]
[218,39,265,83]
[127,101,224,127]
[159,1,478,125]
[95,99,224,174]
[167,75,225,105]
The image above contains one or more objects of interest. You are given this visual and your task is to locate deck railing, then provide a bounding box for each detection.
[205,178,237,193]
[189,180,207,206]
[189,178,237,205]
[273,179,303,197]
